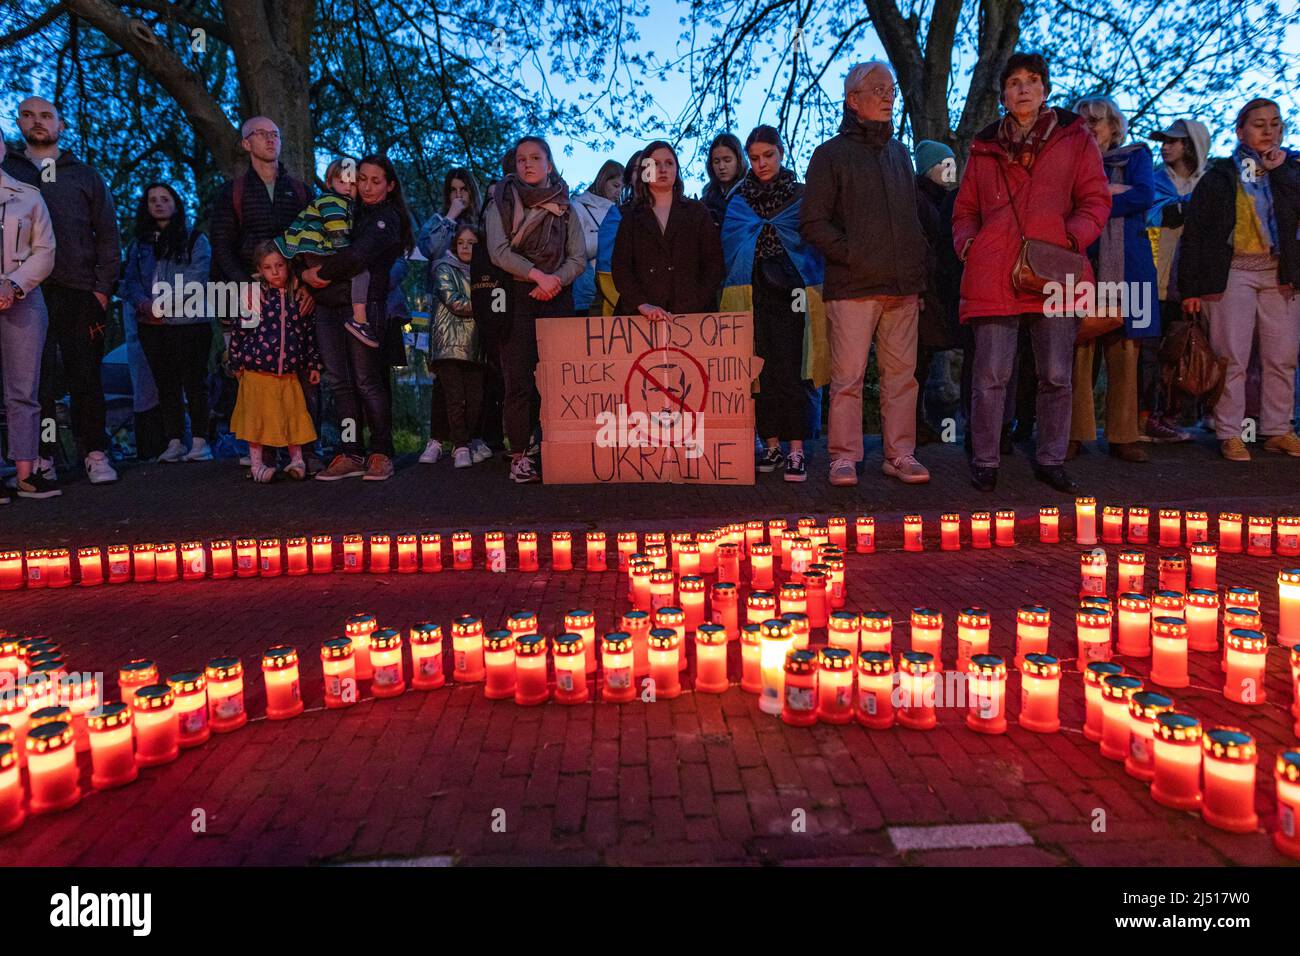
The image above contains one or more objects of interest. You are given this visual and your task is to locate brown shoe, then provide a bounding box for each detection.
[314,453,366,481]
[1220,437,1251,462]
[362,453,394,481]
[1263,432,1300,457]
[1108,441,1148,463]
[1065,440,1081,461]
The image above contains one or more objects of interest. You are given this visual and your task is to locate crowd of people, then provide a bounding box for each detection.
[1,50,1298,502]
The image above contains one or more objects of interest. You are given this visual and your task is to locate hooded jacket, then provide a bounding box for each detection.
[1147,119,1210,300]
[1,147,118,294]
[430,251,480,364]
[0,168,56,295]
[571,188,614,310]
[799,108,928,300]
[951,108,1111,321]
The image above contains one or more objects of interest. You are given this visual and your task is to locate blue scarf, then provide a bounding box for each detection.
[721,194,823,289]
[1232,143,1296,253]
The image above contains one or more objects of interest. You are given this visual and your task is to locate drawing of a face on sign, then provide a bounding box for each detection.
[641,362,690,412]
[625,346,710,417]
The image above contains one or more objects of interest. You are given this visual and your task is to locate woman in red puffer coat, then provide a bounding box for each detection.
[952,52,1111,495]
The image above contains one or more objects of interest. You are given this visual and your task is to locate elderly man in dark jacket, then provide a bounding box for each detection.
[800,61,930,487]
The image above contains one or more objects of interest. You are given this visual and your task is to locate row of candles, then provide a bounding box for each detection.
[5,504,1299,590]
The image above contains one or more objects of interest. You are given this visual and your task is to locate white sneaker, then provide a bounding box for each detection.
[158,439,185,463]
[37,456,57,482]
[183,437,213,462]
[453,446,472,469]
[419,439,443,464]
[238,454,251,467]
[468,439,493,464]
[883,454,930,484]
[85,451,118,484]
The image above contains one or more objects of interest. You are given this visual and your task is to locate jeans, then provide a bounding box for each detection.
[1,289,49,462]
[137,322,213,442]
[971,313,1078,469]
[432,360,484,447]
[502,284,573,453]
[39,283,109,456]
[315,303,393,458]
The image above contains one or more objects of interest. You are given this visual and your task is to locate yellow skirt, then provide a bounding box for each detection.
[231,370,317,447]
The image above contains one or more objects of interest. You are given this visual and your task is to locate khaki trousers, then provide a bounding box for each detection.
[1070,333,1140,444]
[826,295,919,462]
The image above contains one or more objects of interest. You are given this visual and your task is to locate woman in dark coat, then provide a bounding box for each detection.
[700,132,747,228]
[611,140,724,319]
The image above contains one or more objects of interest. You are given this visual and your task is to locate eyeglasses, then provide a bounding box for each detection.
[246,129,280,141]
[853,84,897,101]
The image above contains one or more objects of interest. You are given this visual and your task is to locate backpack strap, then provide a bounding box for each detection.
[231,168,248,225]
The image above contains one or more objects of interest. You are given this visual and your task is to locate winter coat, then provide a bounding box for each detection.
[701,181,739,230]
[799,108,929,300]
[571,189,614,311]
[1145,120,1210,300]
[1177,154,1300,297]
[951,108,1112,321]
[1090,143,1160,338]
[316,197,407,366]
[229,284,322,376]
[610,197,724,315]
[914,174,961,349]
[208,164,311,285]
[430,254,480,364]
[1,147,118,294]
[0,169,55,295]
[120,231,214,326]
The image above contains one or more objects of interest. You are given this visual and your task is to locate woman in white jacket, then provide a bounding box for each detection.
[0,137,57,501]
[571,160,623,312]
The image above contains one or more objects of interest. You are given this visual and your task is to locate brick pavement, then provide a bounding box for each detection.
[1,509,1297,866]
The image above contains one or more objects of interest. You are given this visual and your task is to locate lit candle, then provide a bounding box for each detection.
[517,531,539,571]
[939,513,960,551]
[1183,544,1216,592]
[904,608,940,668]
[119,659,159,724]
[622,609,652,678]
[0,636,16,688]
[750,543,774,589]
[1151,712,1202,810]
[1075,497,1097,546]
[1292,645,1300,733]
[995,510,1016,548]
[1277,517,1300,557]
[452,530,474,571]
[1079,551,1107,598]
[451,616,485,682]
[23,549,47,589]
[1018,654,1061,733]
[717,542,740,583]
[1156,554,1186,594]
[361,532,387,571]
[1184,589,1219,653]
[43,548,72,588]
[711,582,739,641]
[645,532,666,550]
[1152,589,1185,621]
[1218,512,1243,553]
[617,532,638,572]
[825,611,858,658]
[1127,507,1150,544]
[561,610,597,676]
[1184,510,1209,546]
[655,607,687,672]
[1076,607,1113,670]
[550,531,572,572]
[61,673,97,753]
[1225,586,1260,612]
[133,684,180,766]
[759,619,796,716]
[552,634,587,704]
[812,648,853,724]
[860,611,893,660]
[507,611,538,644]
[409,623,444,691]
[740,623,763,693]
[369,628,406,698]
[342,534,364,573]
[1100,674,1143,761]
[966,655,1007,735]
[0,552,23,591]
[1158,509,1181,548]
[321,637,357,708]
[311,534,334,574]
[956,607,990,673]
[107,544,133,583]
[669,532,690,573]
[778,584,806,621]
[650,569,675,611]
[1014,605,1050,669]
[514,634,549,706]
[803,570,829,629]
[824,555,847,609]
[743,520,764,556]
[77,546,104,586]
[790,536,815,579]
[781,649,818,727]
[1083,661,1125,741]
[0,743,21,833]
[797,516,815,538]
[746,590,776,628]
[601,633,636,703]
[1121,691,1173,782]
[25,721,80,813]
[259,537,283,577]
[1279,570,1300,649]
[968,511,991,550]
[167,672,210,748]
[87,703,136,790]
[1150,617,1189,688]
[1201,728,1259,833]
[1247,515,1273,556]
[395,534,418,573]
[286,537,310,576]
[629,560,653,610]
[851,651,892,730]
[646,543,669,571]
[585,531,607,572]
[897,651,937,730]
[1221,606,1260,674]
[262,647,303,720]
[205,657,247,733]
[1039,506,1060,544]
[1115,594,1151,657]
[344,612,377,681]
[647,629,682,699]
[855,516,875,554]
[1274,752,1300,860]
[1223,628,1268,705]
[1101,506,1124,544]
[233,538,257,578]
[671,578,702,637]
[903,515,924,553]
[420,533,442,572]
[691,623,728,693]
[828,517,848,551]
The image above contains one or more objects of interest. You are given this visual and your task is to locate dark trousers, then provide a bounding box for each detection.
[137,322,213,442]
[433,360,485,447]
[39,284,109,457]
[315,304,393,458]
[428,376,449,442]
[753,273,808,442]
[502,285,573,454]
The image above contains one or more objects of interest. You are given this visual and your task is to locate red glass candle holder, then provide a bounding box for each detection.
[205,657,247,733]
[855,652,894,729]
[1076,607,1113,671]
[1274,752,1300,859]
[1124,691,1173,781]
[1201,728,1259,833]
[344,612,378,681]
[601,633,636,703]
[259,538,283,577]
[369,628,406,698]
[1150,617,1190,688]
[956,607,990,673]
[970,512,991,549]
[939,513,960,551]
[234,538,257,579]
[1217,512,1242,553]
[854,516,875,554]
[1151,589,1185,621]
[903,515,923,553]
[1126,507,1149,544]
[167,671,210,748]
[995,510,1016,548]
[565,610,598,675]
[322,638,357,708]
[107,544,133,583]
[451,616,485,682]
[1184,589,1219,653]
[1185,511,1209,546]
[650,569,675,611]
[1188,543,1217,591]
[1247,516,1273,556]
[262,647,303,720]
[514,635,549,706]
[966,655,1007,734]
[1277,517,1300,557]
[1079,551,1107,599]
[286,537,310,576]
[648,629,682,699]
[1157,554,1186,594]
[134,684,181,765]
[1011,605,1049,670]
[860,611,893,660]
[828,516,848,551]
[551,531,573,572]
[1280,569,1300,649]
[585,532,607,572]
[740,623,763,693]
[1083,661,1125,741]
[87,703,136,790]
[781,649,818,727]
[1039,506,1060,544]
[828,610,860,657]
[622,609,652,678]
[341,534,364,573]
[1158,509,1181,548]
[1223,629,1268,705]
[654,607,687,671]
[25,721,80,813]
[1100,674,1143,761]
[908,608,942,668]
[1101,506,1124,544]
[693,624,729,693]
[711,582,739,640]
[419,533,442,572]
[1018,654,1061,733]
[1075,497,1097,546]
[553,634,588,704]
[759,619,795,716]
[1151,712,1202,810]
[617,532,638,572]
[311,534,334,574]
[1115,593,1151,657]
[897,651,937,730]
[77,547,104,587]
[410,623,445,690]
[367,534,391,573]
[395,534,418,574]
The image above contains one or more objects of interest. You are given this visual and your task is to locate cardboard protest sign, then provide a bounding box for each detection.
[535,311,762,484]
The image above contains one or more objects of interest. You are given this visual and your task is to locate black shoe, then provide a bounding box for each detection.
[757,446,785,473]
[1033,464,1078,494]
[970,466,998,492]
[16,473,62,499]
[783,451,807,482]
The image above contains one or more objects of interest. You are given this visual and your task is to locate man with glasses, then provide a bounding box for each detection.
[801,61,931,487]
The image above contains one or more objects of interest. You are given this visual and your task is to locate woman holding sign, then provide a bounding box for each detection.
[484,136,587,484]
[610,140,724,321]
[720,126,829,482]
